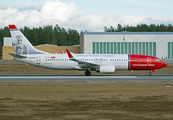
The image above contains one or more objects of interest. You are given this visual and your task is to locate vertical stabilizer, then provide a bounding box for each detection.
[9,25,48,55]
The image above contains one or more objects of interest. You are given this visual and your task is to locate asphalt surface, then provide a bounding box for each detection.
[0,75,173,81]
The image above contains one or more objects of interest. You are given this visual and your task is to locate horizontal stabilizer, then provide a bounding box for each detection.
[8,53,27,58]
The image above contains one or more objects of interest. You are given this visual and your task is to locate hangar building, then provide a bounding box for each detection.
[80,32,173,59]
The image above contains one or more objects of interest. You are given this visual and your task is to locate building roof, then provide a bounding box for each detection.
[82,32,173,35]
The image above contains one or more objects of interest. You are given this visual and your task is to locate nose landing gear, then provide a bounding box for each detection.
[149,72,152,76]
[85,70,91,76]
[149,69,158,76]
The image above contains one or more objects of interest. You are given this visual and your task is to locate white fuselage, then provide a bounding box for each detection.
[15,54,129,70]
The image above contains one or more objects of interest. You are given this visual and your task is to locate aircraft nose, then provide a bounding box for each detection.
[161,61,167,68]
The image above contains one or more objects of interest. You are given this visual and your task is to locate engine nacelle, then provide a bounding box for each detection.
[97,65,115,73]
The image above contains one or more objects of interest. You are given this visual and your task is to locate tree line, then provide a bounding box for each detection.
[20,25,80,46]
[104,24,173,32]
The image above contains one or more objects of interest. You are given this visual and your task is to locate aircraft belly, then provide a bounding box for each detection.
[15,58,36,65]
[115,63,128,70]
[52,62,77,70]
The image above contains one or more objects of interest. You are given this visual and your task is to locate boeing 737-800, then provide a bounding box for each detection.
[8,25,167,76]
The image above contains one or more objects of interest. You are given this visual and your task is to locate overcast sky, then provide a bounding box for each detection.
[1,0,173,31]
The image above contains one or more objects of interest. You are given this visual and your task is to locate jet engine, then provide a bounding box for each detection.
[97,65,115,73]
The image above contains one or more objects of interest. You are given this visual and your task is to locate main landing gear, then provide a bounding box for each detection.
[85,70,91,76]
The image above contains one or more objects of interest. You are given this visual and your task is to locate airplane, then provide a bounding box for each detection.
[8,25,167,76]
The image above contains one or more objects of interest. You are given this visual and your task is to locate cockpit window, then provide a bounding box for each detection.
[155,59,161,61]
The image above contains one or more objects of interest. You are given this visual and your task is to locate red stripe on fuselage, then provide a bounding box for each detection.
[129,54,166,70]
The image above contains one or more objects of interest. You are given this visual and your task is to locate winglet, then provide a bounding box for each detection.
[9,25,18,29]
[66,49,73,58]
[60,50,64,54]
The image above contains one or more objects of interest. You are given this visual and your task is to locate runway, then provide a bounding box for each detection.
[0,75,173,81]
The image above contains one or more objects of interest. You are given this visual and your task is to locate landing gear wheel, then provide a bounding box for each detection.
[85,70,91,76]
[149,72,152,76]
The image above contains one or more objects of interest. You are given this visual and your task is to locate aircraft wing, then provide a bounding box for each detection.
[66,49,99,69]
[8,53,27,58]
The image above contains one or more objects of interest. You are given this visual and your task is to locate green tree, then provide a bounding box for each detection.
[31,28,39,46]
[149,24,157,32]
[104,24,173,32]
[43,26,50,44]
[3,26,10,37]
[23,26,31,42]
[168,24,173,31]
[117,24,123,32]
[38,27,44,44]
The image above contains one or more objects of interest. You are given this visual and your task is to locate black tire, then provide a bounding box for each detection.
[149,72,152,76]
[85,70,91,76]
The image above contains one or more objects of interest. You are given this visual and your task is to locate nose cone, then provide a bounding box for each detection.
[161,61,167,68]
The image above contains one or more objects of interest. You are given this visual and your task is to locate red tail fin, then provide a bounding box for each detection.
[66,49,73,58]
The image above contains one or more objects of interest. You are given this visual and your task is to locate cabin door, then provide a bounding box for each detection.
[36,56,40,64]
[147,57,151,68]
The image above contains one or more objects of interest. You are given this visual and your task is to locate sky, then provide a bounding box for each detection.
[0,0,173,32]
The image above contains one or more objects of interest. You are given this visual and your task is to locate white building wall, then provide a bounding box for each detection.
[3,37,12,46]
[83,33,173,59]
